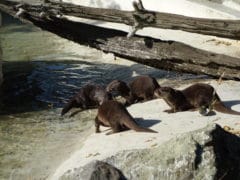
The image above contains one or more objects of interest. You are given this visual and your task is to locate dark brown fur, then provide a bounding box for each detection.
[106,75,160,105]
[106,80,130,98]
[154,83,240,115]
[129,75,160,102]
[61,84,112,116]
[95,100,157,135]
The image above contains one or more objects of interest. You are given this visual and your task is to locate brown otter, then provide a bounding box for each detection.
[95,100,157,135]
[106,79,131,100]
[154,83,240,115]
[61,84,112,116]
[106,75,160,105]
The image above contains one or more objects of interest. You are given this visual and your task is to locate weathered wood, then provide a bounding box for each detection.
[56,1,240,40]
[0,0,240,80]
[1,0,240,40]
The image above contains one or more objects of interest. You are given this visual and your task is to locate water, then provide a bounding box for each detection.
[0,11,207,179]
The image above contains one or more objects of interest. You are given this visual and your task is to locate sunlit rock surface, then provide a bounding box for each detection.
[61,124,240,180]
[51,80,240,179]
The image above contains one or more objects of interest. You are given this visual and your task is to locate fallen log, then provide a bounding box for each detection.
[0,0,240,80]
[1,0,240,39]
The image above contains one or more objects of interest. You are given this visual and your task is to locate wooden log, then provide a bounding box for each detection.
[0,0,240,80]
[1,0,240,39]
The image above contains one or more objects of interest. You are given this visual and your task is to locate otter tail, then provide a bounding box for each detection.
[124,118,158,133]
[213,101,240,115]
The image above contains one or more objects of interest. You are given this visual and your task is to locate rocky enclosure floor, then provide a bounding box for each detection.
[51,80,240,180]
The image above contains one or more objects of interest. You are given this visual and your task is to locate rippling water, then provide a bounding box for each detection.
[0,11,207,179]
[1,60,181,114]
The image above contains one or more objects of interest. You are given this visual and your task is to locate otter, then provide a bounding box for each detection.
[106,80,131,105]
[106,75,160,105]
[95,100,157,135]
[154,83,240,115]
[61,84,112,116]
[106,79,131,100]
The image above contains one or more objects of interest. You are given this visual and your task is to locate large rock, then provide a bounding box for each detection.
[61,124,240,180]
[61,161,127,180]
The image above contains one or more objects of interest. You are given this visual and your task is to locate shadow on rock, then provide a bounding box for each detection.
[211,125,240,180]
[135,118,161,128]
[223,100,240,109]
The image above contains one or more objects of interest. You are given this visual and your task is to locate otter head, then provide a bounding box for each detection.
[94,88,113,105]
[99,92,113,105]
[106,80,130,97]
[156,87,176,98]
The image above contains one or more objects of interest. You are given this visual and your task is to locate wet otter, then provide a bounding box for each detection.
[61,84,112,116]
[106,75,160,105]
[154,83,240,115]
[106,79,131,100]
[95,100,157,135]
